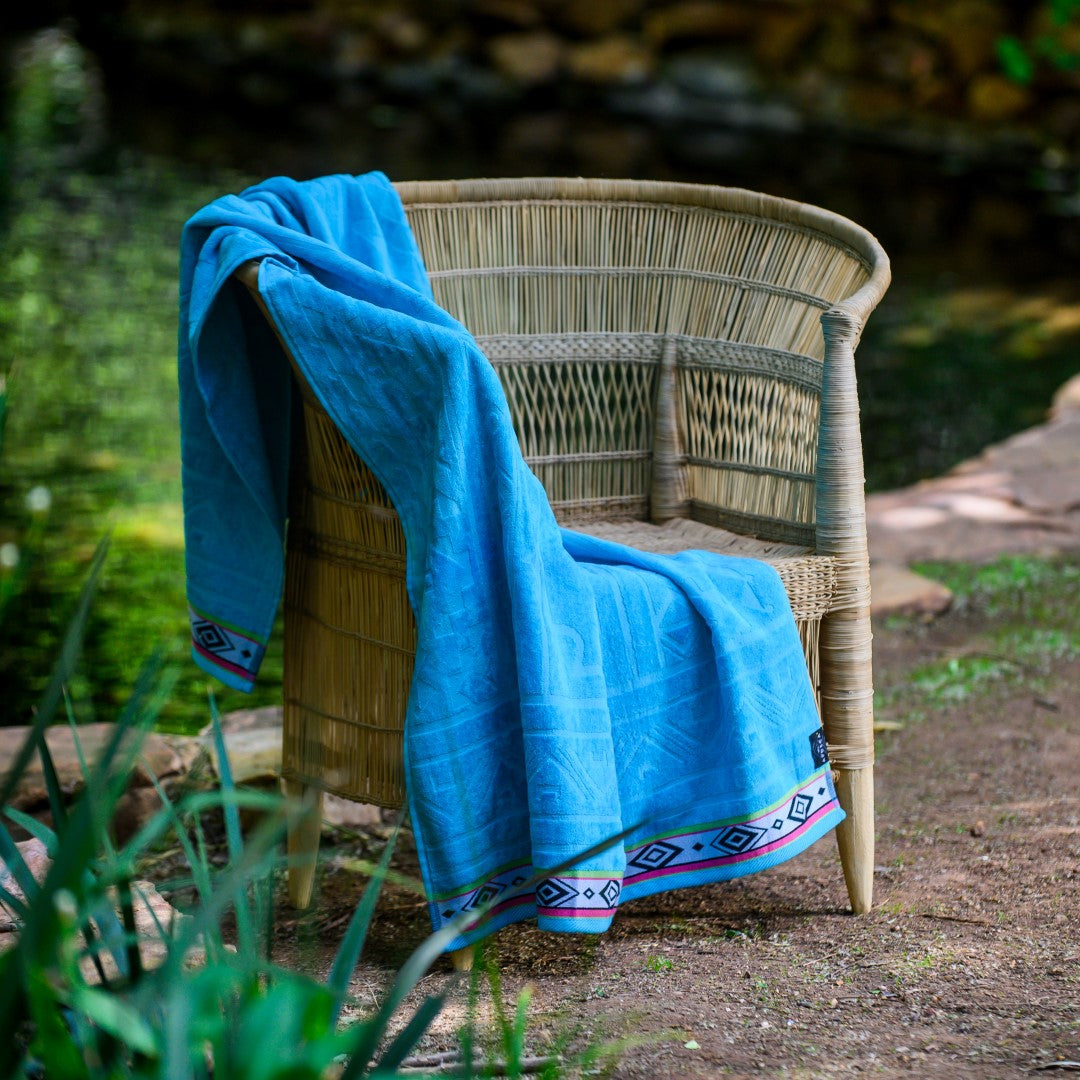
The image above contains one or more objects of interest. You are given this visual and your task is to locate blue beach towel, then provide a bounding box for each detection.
[179,172,844,945]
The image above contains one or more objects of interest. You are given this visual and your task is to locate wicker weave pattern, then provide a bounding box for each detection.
[240,180,890,850]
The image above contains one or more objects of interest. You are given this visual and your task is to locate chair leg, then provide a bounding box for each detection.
[833,766,874,914]
[450,946,474,972]
[284,779,323,910]
[817,601,876,915]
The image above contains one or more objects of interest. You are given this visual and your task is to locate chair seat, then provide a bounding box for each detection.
[575,517,836,623]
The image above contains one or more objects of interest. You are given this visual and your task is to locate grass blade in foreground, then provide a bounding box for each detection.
[327,808,405,1024]
[0,534,109,812]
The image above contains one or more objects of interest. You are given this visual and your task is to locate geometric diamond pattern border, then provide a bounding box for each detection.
[429,768,840,937]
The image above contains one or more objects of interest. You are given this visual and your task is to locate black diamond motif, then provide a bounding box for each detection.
[711,824,767,855]
[692,842,704,851]
[599,879,621,906]
[241,648,252,659]
[442,909,455,919]
[536,878,577,909]
[773,819,784,830]
[628,840,682,872]
[787,793,814,823]
[193,621,229,654]
[818,787,825,796]
[465,881,505,910]
[512,876,526,887]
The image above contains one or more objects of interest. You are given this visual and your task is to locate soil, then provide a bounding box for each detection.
[262,602,1080,1079]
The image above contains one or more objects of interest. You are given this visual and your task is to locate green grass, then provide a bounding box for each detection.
[879,555,1080,713]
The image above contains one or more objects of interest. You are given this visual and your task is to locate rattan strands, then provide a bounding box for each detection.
[235,177,890,914]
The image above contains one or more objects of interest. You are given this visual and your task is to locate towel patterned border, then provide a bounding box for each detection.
[432,767,840,935]
[189,607,266,686]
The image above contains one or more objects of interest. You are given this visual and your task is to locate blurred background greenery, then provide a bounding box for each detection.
[1,0,1078,732]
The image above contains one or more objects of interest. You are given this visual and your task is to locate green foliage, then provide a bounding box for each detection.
[0,155,283,731]
[7,29,104,164]
[997,36,1037,84]
[997,1,1080,84]
[0,553,633,1078]
[643,954,673,974]
[456,944,635,1080]
[0,29,266,732]
[859,291,1080,491]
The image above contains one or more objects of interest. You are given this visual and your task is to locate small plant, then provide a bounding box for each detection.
[0,543,641,1078]
[0,540,456,1077]
[644,954,674,974]
[0,545,625,1078]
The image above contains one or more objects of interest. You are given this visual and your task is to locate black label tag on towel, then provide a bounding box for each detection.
[809,728,829,768]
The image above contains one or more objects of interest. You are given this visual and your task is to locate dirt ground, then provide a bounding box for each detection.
[265,599,1080,1079]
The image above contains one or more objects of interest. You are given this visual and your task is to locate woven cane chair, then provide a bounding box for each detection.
[236,177,890,920]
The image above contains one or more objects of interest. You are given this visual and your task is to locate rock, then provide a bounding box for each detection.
[966,74,1031,123]
[322,793,383,830]
[553,0,646,38]
[470,0,543,31]
[333,31,377,79]
[752,9,819,70]
[842,79,909,124]
[1050,373,1080,418]
[487,31,563,84]
[643,2,751,47]
[1044,96,1080,146]
[212,708,383,833]
[0,838,52,916]
[0,723,191,813]
[664,53,762,101]
[501,110,570,161]
[887,0,1002,75]
[203,709,281,789]
[867,408,1080,566]
[870,563,953,618]
[566,34,654,85]
[372,10,429,54]
[112,785,167,844]
[941,1,1003,78]
[816,16,861,76]
[207,725,281,785]
[213,705,283,734]
[569,123,652,175]
[78,880,193,979]
[0,842,192,975]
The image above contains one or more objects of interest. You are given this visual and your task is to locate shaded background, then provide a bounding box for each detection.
[1,0,1079,731]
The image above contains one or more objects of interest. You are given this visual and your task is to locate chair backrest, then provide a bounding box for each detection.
[397,178,889,545]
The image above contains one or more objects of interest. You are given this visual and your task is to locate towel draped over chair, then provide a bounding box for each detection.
[180,172,843,945]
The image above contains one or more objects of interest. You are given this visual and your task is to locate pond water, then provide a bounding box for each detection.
[2,39,1079,732]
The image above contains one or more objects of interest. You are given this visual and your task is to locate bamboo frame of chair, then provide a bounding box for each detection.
[235,177,891,921]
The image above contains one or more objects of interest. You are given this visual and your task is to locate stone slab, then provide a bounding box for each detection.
[0,723,195,811]
[868,400,1080,567]
[870,562,953,618]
